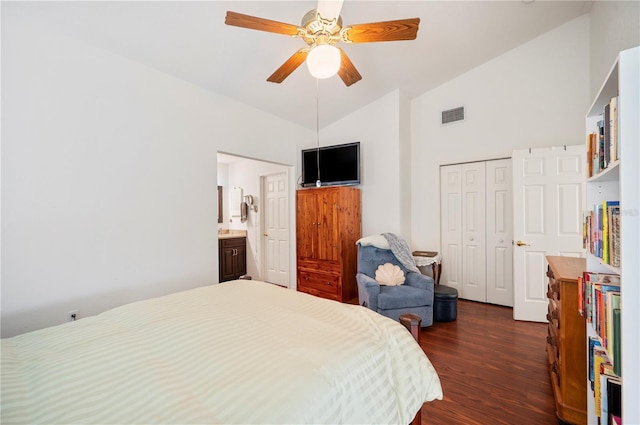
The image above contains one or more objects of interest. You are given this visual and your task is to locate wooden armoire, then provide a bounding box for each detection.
[296,186,361,302]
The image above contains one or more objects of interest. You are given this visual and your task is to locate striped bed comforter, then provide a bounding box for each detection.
[1,280,442,424]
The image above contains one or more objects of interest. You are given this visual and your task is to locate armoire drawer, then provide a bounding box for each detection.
[298,269,341,296]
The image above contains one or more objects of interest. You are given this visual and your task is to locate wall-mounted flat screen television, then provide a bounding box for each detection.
[301,141,360,187]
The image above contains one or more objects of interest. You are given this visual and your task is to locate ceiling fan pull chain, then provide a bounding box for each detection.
[316,78,322,187]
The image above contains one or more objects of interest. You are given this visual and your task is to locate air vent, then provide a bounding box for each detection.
[441,106,465,125]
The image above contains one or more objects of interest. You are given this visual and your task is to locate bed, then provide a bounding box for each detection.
[1,280,442,424]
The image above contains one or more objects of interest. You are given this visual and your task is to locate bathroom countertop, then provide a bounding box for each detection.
[218,230,247,239]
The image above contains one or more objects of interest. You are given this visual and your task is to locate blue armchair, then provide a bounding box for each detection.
[356,243,435,327]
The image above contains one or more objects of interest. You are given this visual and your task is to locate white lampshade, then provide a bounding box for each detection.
[306,45,341,79]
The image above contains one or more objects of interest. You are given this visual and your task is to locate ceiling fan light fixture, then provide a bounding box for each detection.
[306,44,341,79]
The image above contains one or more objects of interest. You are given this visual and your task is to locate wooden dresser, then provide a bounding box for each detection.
[296,186,361,302]
[546,255,586,425]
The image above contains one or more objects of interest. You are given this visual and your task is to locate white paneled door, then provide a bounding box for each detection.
[461,162,487,303]
[486,159,513,306]
[262,172,290,287]
[512,146,585,322]
[440,159,513,306]
[440,165,463,294]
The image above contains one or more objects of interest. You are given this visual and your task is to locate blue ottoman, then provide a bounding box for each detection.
[434,285,458,322]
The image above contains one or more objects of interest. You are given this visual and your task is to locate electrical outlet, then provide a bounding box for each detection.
[67,310,79,322]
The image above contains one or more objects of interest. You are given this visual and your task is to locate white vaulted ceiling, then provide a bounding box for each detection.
[9,1,592,130]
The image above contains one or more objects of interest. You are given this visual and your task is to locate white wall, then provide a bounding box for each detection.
[410,15,591,254]
[589,1,640,98]
[1,12,311,337]
[321,90,411,239]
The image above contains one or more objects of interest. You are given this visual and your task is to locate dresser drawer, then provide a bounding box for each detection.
[298,269,341,296]
[547,279,560,300]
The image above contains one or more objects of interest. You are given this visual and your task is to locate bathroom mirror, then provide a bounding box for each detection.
[217,186,223,223]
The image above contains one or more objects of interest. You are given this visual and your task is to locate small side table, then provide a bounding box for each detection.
[412,251,442,285]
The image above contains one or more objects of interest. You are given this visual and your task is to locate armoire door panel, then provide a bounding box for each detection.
[296,191,317,259]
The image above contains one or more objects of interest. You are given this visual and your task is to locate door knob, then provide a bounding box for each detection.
[263,232,269,237]
[516,240,530,247]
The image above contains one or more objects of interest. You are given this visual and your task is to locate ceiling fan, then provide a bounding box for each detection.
[225,0,420,86]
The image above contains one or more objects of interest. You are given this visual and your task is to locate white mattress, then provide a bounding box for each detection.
[1,280,442,424]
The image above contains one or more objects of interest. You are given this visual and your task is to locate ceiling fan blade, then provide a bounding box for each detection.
[343,18,420,43]
[267,49,309,83]
[316,0,344,21]
[225,11,300,36]
[337,48,362,87]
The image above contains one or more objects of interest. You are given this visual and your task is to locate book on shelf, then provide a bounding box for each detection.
[593,348,609,416]
[578,274,585,317]
[613,308,621,376]
[589,345,622,424]
[589,336,603,389]
[607,377,622,425]
[600,362,613,425]
[583,273,621,369]
[605,291,620,354]
[584,270,622,420]
[591,274,620,328]
[587,96,619,177]
[609,96,619,162]
[583,201,620,265]
[587,133,595,177]
[598,362,621,425]
[598,120,605,174]
[604,103,611,168]
[609,205,621,267]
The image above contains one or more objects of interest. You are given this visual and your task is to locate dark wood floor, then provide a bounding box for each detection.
[418,299,558,425]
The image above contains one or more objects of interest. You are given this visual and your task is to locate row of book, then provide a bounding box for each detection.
[583,201,620,267]
[579,271,621,375]
[582,270,621,425]
[587,95,619,178]
[589,337,622,425]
